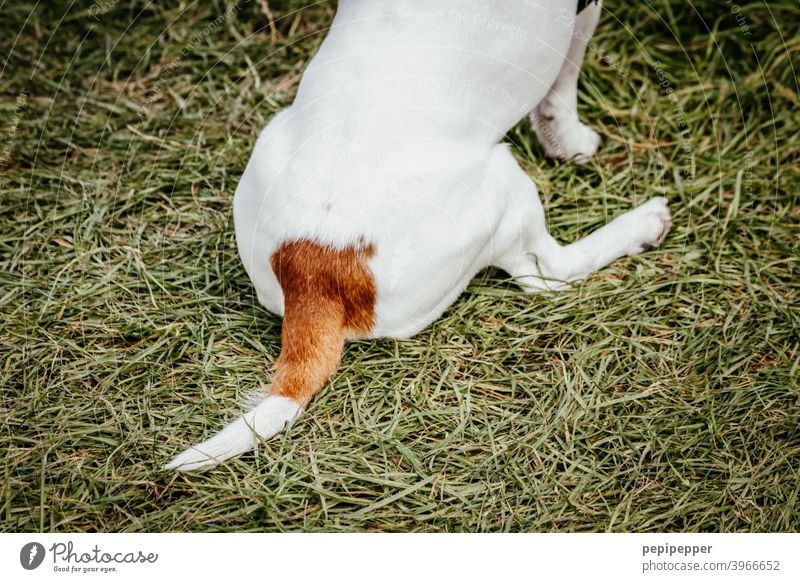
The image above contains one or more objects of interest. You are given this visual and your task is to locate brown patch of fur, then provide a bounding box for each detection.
[269,240,376,406]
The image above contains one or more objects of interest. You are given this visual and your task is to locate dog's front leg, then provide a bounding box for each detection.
[531,0,603,163]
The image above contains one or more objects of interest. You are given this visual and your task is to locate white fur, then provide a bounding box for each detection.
[164,396,301,471]
[166,0,672,469]
[532,0,603,162]
[234,0,668,337]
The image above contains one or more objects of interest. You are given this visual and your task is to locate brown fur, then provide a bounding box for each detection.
[268,240,376,406]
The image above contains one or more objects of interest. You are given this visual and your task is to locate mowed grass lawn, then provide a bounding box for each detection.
[1,0,798,532]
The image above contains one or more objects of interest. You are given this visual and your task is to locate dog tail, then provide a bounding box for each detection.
[164,240,376,471]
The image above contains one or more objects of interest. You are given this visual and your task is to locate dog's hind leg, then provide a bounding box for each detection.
[489,146,670,291]
[516,197,671,290]
[530,0,603,163]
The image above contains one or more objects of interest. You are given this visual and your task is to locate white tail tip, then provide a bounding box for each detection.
[163,396,302,471]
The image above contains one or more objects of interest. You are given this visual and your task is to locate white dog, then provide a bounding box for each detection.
[166,0,670,471]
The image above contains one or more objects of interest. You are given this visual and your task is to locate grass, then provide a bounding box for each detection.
[0,0,798,532]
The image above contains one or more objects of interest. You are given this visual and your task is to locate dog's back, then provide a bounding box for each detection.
[234,0,573,327]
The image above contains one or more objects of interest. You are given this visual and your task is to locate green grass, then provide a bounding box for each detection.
[1,0,798,532]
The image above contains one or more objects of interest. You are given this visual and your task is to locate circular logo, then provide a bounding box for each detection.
[20,542,46,570]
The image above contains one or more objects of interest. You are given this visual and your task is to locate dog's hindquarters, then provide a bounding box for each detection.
[164,240,376,471]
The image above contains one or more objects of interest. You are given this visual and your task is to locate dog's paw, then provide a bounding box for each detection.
[619,197,672,255]
[531,112,601,163]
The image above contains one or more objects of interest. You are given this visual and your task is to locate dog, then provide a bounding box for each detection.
[165,0,670,471]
